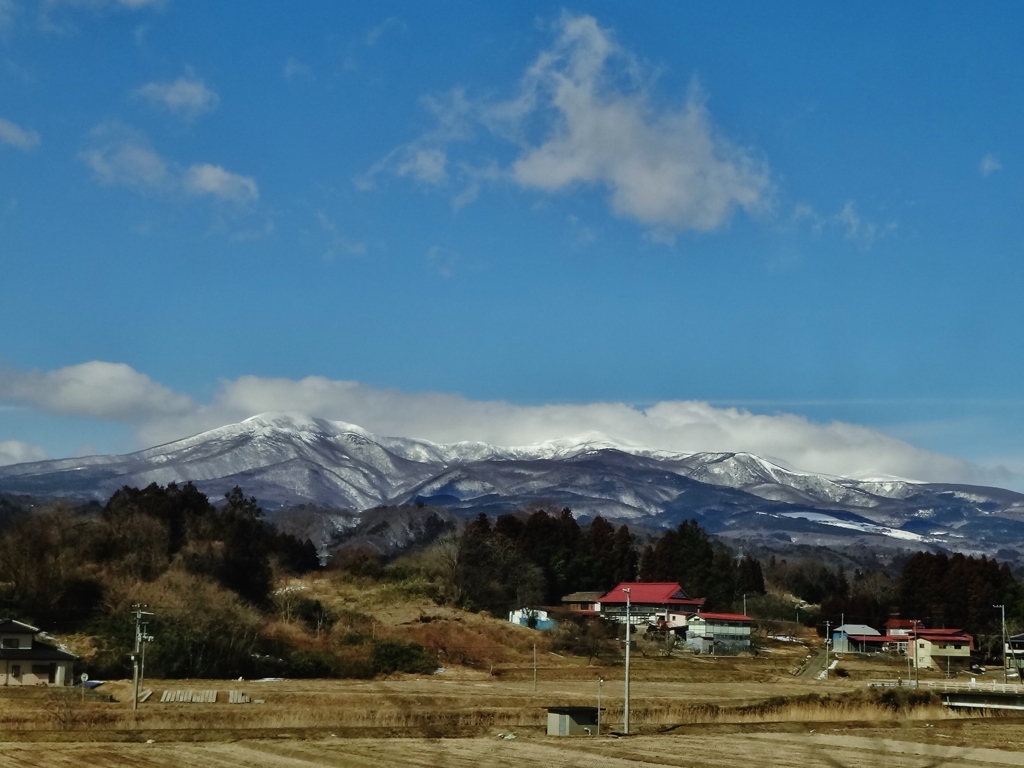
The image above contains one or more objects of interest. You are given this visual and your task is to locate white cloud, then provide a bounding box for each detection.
[980,153,1002,177]
[0,117,40,152]
[0,361,1004,486]
[0,361,195,422]
[359,13,771,234]
[183,163,258,204]
[80,122,167,188]
[80,122,257,205]
[136,74,219,120]
[0,440,49,467]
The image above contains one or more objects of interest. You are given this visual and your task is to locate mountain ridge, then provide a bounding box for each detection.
[2,412,1024,559]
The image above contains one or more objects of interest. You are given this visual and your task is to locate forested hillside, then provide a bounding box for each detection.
[0,483,1022,680]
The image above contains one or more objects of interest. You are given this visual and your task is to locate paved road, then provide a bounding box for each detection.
[799,649,827,680]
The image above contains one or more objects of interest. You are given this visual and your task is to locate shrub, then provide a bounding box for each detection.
[370,640,437,675]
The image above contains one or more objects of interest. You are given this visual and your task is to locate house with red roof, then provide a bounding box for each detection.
[836,620,974,669]
[596,582,704,626]
[912,628,974,669]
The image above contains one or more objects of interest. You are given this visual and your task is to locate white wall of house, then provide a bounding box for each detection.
[911,639,971,669]
[0,660,73,686]
[0,632,34,650]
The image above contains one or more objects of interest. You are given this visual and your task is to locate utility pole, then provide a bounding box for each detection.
[131,604,154,711]
[913,620,920,688]
[995,604,1007,685]
[742,593,747,617]
[597,677,603,736]
[623,587,631,735]
[824,620,831,681]
[533,643,537,693]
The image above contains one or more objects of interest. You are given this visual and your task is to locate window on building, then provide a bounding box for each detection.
[1,638,19,649]
[11,665,20,677]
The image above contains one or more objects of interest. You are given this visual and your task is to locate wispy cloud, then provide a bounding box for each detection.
[354,89,474,191]
[283,56,312,81]
[980,153,1002,177]
[365,16,403,46]
[0,0,18,37]
[80,121,258,205]
[183,163,258,204]
[135,73,219,121]
[0,116,40,151]
[39,0,167,32]
[0,360,1009,486]
[80,122,167,188]
[358,13,771,235]
[317,212,365,260]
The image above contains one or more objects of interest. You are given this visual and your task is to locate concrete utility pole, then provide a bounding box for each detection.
[623,587,631,735]
[533,643,537,693]
[995,604,1007,685]
[824,620,831,681]
[742,593,747,617]
[131,604,154,711]
[597,677,603,736]
[913,620,920,688]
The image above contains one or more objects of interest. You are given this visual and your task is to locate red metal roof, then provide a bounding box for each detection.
[597,582,702,606]
[885,619,917,629]
[847,633,973,646]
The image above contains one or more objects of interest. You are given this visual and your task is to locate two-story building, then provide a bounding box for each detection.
[597,583,704,626]
[684,611,753,654]
[0,619,77,686]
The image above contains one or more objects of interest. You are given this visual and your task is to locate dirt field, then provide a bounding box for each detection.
[3,724,1024,768]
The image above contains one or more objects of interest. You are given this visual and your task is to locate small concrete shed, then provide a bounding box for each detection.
[546,706,600,736]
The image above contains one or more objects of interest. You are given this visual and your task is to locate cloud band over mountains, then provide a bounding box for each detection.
[0,361,1007,487]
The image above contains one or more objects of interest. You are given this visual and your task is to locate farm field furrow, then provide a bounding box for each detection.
[2,732,1024,768]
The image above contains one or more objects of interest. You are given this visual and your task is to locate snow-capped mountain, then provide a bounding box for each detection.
[2,412,1024,556]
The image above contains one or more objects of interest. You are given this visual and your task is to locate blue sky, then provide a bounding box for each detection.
[1,1,1023,487]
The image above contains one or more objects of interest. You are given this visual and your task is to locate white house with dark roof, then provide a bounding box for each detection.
[0,619,77,686]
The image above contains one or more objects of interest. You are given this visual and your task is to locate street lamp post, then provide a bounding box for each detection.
[623,587,631,735]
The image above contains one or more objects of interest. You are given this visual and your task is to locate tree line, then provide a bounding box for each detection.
[438,509,765,616]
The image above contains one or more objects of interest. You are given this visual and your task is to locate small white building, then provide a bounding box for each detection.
[685,612,752,654]
[0,619,77,686]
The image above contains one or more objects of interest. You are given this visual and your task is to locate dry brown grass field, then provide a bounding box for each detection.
[2,648,1023,766]
[12,573,1020,765]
